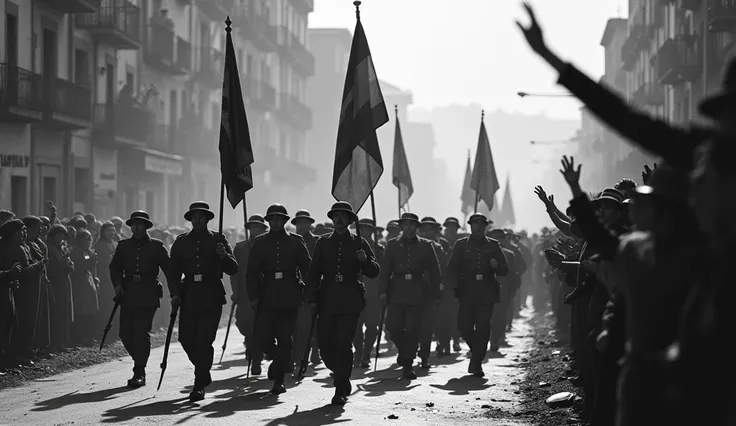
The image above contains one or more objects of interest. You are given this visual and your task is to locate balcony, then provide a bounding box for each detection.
[143,16,177,73]
[150,122,174,153]
[196,0,235,21]
[621,37,638,71]
[178,112,218,158]
[194,47,224,89]
[175,37,192,73]
[39,0,100,13]
[678,0,699,11]
[708,0,736,33]
[292,37,315,76]
[277,27,297,62]
[655,36,700,85]
[276,93,312,130]
[251,15,278,52]
[633,82,664,106]
[290,0,314,14]
[75,2,141,50]
[0,64,44,122]
[257,81,276,111]
[93,102,153,146]
[44,78,92,130]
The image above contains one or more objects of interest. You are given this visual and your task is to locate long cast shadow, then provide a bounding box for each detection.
[263,404,349,426]
[100,396,193,423]
[356,377,420,397]
[197,390,283,419]
[429,376,491,395]
[33,386,134,412]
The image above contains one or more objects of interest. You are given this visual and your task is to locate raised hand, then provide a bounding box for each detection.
[534,186,550,205]
[516,3,548,56]
[642,163,657,184]
[559,155,582,186]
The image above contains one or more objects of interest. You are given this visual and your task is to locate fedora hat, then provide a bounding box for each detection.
[327,201,358,221]
[126,210,154,229]
[398,212,420,224]
[358,217,376,230]
[246,214,267,229]
[443,217,461,228]
[184,201,215,221]
[420,216,442,228]
[264,204,290,221]
[592,188,624,205]
[468,213,490,225]
[699,57,736,119]
[633,162,688,202]
[386,220,400,230]
[291,209,315,225]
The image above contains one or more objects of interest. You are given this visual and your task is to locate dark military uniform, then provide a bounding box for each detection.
[490,245,516,350]
[447,230,508,373]
[353,236,385,368]
[506,239,528,329]
[420,236,451,358]
[108,212,170,382]
[380,214,442,377]
[169,223,238,390]
[291,227,319,370]
[246,226,311,387]
[306,222,379,402]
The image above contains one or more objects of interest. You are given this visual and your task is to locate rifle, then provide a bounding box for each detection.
[219,302,236,363]
[247,300,262,378]
[296,308,318,380]
[374,302,387,372]
[99,296,120,352]
[157,305,179,391]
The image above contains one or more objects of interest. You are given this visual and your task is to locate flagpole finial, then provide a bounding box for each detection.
[481,110,485,121]
[354,1,361,19]
[225,15,232,33]
[394,104,398,117]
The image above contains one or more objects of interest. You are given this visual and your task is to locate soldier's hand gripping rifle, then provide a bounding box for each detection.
[219,302,236,363]
[99,295,121,352]
[157,304,179,391]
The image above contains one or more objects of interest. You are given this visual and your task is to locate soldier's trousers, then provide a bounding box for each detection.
[417,301,435,361]
[292,304,317,367]
[179,305,222,388]
[490,285,513,348]
[385,303,423,368]
[353,298,381,363]
[434,294,458,351]
[319,313,359,387]
[458,303,493,364]
[255,307,297,381]
[235,303,262,363]
[119,306,157,375]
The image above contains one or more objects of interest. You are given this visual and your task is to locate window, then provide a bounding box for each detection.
[74,49,90,87]
[6,12,18,66]
[10,176,27,217]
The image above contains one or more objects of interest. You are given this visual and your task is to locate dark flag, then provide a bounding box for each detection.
[471,112,500,211]
[392,106,413,211]
[331,16,388,211]
[460,149,474,215]
[500,175,516,227]
[219,18,254,208]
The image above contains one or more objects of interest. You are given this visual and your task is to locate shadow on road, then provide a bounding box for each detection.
[179,374,246,395]
[356,377,420,397]
[429,376,491,395]
[263,403,349,426]
[214,356,247,371]
[198,390,283,418]
[99,396,193,423]
[32,386,134,412]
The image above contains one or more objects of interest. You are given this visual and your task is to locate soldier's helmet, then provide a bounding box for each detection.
[264,204,290,221]
[291,210,315,225]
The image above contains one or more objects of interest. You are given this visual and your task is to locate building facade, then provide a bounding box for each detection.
[0,0,316,227]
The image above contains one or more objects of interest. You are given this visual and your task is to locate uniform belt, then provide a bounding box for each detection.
[184,273,221,282]
[325,273,359,283]
[391,271,423,280]
[459,273,494,281]
[124,274,157,282]
[263,271,296,280]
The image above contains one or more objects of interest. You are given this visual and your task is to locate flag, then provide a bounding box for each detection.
[331,17,387,211]
[500,175,516,227]
[219,21,254,209]
[392,108,413,210]
[470,115,500,211]
[460,150,474,215]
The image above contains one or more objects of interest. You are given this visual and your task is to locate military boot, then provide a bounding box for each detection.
[271,377,286,395]
[127,374,146,388]
[402,365,417,380]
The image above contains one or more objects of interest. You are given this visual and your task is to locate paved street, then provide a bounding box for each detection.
[0,310,535,425]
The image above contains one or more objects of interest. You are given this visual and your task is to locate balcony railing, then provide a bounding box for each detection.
[292,38,315,76]
[150,123,174,152]
[633,82,664,106]
[39,0,100,14]
[93,102,153,144]
[289,95,312,130]
[678,0,699,11]
[251,14,277,52]
[195,47,224,88]
[75,2,141,49]
[143,17,176,72]
[0,64,44,122]
[708,0,736,33]
[277,27,297,62]
[44,78,92,129]
[175,37,192,72]
[260,81,276,111]
[655,35,700,85]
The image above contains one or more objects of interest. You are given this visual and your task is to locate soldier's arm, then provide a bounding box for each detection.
[218,236,239,276]
[109,242,124,289]
[447,240,463,283]
[296,237,312,279]
[304,238,323,304]
[426,242,442,298]
[167,240,183,298]
[378,242,394,295]
[493,242,510,277]
[245,240,263,302]
[231,243,245,301]
[359,237,380,279]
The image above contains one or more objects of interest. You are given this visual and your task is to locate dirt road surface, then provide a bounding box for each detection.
[0,310,537,425]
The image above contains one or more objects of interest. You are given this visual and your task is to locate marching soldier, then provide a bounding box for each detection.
[417,217,448,367]
[379,213,442,379]
[385,220,400,241]
[442,217,463,352]
[291,210,321,368]
[168,202,239,402]
[232,215,268,375]
[109,211,170,388]
[246,204,311,395]
[447,213,508,377]
[352,218,385,368]
[504,230,528,329]
[305,202,379,405]
[487,228,518,351]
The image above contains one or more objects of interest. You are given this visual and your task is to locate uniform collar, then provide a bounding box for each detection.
[329,230,353,240]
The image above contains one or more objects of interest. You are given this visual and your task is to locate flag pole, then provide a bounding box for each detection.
[473,110,484,214]
[395,104,401,218]
[218,178,225,234]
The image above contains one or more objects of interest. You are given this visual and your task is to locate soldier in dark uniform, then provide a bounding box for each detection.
[352,218,385,369]
[168,202,238,402]
[416,217,448,367]
[246,204,311,395]
[442,217,463,352]
[109,211,170,388]
[503,230,528,330]
[487,228,517,352]
[290,210,320,369]
[385,220,400,241]
[379,213,442,379]
[305,202,379,405]
[231,214,268,375]
[447,213,508,377]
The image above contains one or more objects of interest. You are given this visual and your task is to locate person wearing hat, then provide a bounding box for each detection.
[245,204,311,395]
[378,212,441,380]
[290,210,321,369]
[351,217,385,370]
[447,213,509,377]
[22,216,50,352]
[231,214,268,375]
[486,228,520,352]
[385,220,400,241]
[168,201,238,401]
[304,202,379,405]
[441,217,464,353]
[108,210,171,389]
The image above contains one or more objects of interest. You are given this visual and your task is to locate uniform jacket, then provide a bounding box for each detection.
[232,238,255,305]
[364,240,385,301]
[299,232,319,257]
[246,230,311,310]
[379,236,442,306]
[305,231,380,315]
[110,234,170,308]
[169,229,238,310]
[447,235,509,305]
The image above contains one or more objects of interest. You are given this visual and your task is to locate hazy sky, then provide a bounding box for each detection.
[310,0,626,119]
